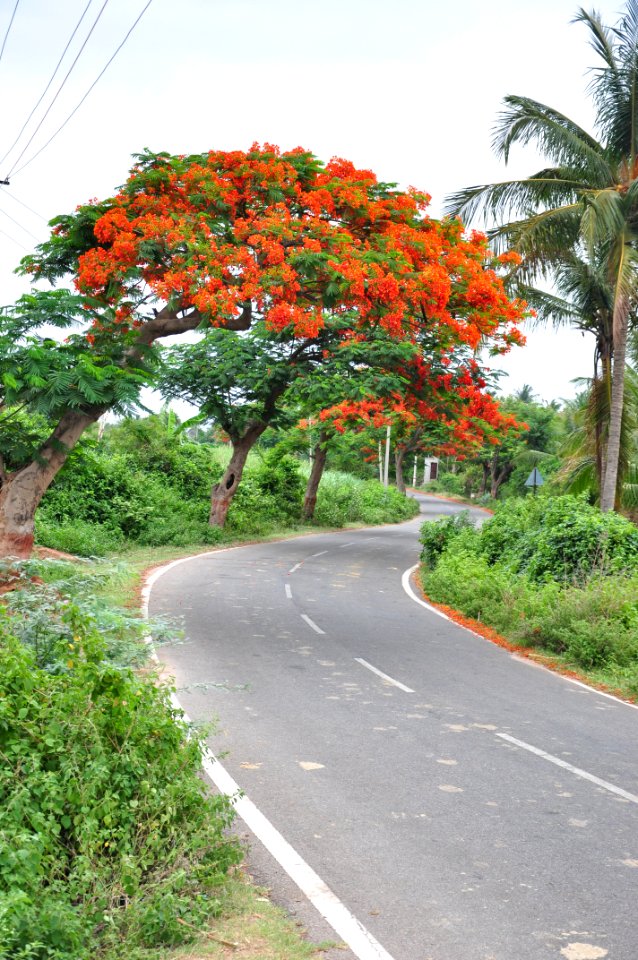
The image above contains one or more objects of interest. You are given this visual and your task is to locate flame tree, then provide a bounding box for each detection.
[0,145,527,557]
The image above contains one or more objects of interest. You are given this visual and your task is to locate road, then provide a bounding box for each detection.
[149,494,638,960]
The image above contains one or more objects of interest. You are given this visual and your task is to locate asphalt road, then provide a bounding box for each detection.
[149,494,638,960]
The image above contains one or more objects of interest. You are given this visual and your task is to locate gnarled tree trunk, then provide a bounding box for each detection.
[394,446,406,494]
[209,423,266,527]
[302,429,329,521]
[0,409,100,559]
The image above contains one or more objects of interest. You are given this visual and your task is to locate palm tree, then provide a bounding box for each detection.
[446,1,638,512]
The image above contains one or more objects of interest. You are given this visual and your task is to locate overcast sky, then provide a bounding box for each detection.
[0,0,622,404]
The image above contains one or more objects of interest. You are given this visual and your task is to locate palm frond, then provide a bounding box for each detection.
[512,284,583,328]
[492,95,611,183]
[444,176,585,225]
[580,187,626,257]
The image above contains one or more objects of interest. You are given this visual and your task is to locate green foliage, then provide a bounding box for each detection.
[419,495,638,687]
[37,419,226,554]
[419,511,476,569]
[253,450,305,518]
[0,603,239,959]
[312,471,419,527]
[478,495,638,581]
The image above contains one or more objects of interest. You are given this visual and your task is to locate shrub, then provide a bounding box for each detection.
[0,606,240,959]
[476,495,638,581]
[35,517,124,557]
[253,450,305,520]
[419,511,476,569]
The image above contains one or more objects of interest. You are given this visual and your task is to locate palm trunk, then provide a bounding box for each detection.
[209,423,266,527]
[394,447,406,494]
[600,306,628,513]
[302,429,329,521]
[0,409,100,559]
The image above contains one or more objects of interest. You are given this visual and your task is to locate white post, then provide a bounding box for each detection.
[383,425,391,487]
[423,458,428,485]
[412,456,417,488]
[378,441,383,483]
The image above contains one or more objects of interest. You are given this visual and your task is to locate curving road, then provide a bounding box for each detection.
[150,494,638,960]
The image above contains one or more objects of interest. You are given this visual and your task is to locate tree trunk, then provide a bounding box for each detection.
[478,461,489,496]
[394,447,406,494]
[600,304,628,512]
[209,424,266,527]
[0,409,100,559]
[302,429,329,521]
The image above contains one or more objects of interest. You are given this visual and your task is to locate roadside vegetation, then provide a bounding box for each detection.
[419,495,638,699]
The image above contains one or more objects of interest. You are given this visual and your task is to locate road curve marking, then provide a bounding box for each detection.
[301,613,325,635]
[143,559,396,960]
[401,564,638,712]
[401,564,455,623]
[497,733,638,804]
[354,657,415,693]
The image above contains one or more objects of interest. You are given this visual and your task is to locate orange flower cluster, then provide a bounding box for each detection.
[39,144,527,352]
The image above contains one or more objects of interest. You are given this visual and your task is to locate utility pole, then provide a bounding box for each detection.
[383,425,391,487]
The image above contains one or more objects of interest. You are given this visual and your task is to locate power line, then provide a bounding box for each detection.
[0,0,96,170]
[0,204,40,242]
[1,188,46,222]
[0,0,20,68]
[6,0,111,178]
[11,0,155,180]
[0,227,28,251]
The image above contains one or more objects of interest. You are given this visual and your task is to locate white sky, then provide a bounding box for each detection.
[0,0,622,404]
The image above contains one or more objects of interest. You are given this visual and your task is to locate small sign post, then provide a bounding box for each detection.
[525,467,544,496]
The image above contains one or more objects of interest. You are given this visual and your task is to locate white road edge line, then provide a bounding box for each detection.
[401,563,638,712]
[142,558,396,960]
[285,583,293,600]
[496,733,638,804]
[354,657,415,694]
[301,613,326,635]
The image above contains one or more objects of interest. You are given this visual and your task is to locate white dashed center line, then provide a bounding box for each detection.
[312,550,328,558]
[354,658,415,693]
[301,614,326,635]
[289,562,302,574]
[340,541,357,548]
[285,584,293,600]
[497,733,638,804]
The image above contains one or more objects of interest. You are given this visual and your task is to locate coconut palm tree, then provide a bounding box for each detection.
[446,1,638,512]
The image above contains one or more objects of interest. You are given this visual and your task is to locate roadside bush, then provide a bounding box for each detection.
[479,494,638,581]
[253,450,305,520]
[0,606,240,960]
[419,511,476,569]
[419,494,638,692]
[312,472,418,527]
[36,517,124,557]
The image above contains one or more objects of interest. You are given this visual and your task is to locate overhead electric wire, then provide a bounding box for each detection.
[0,227,28,251]
[5,0,111,178]
[0,204,40,242]
[10,0,155,179]
[0,0,20,68]
[0,0,96,170]
[2,188,46,221]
